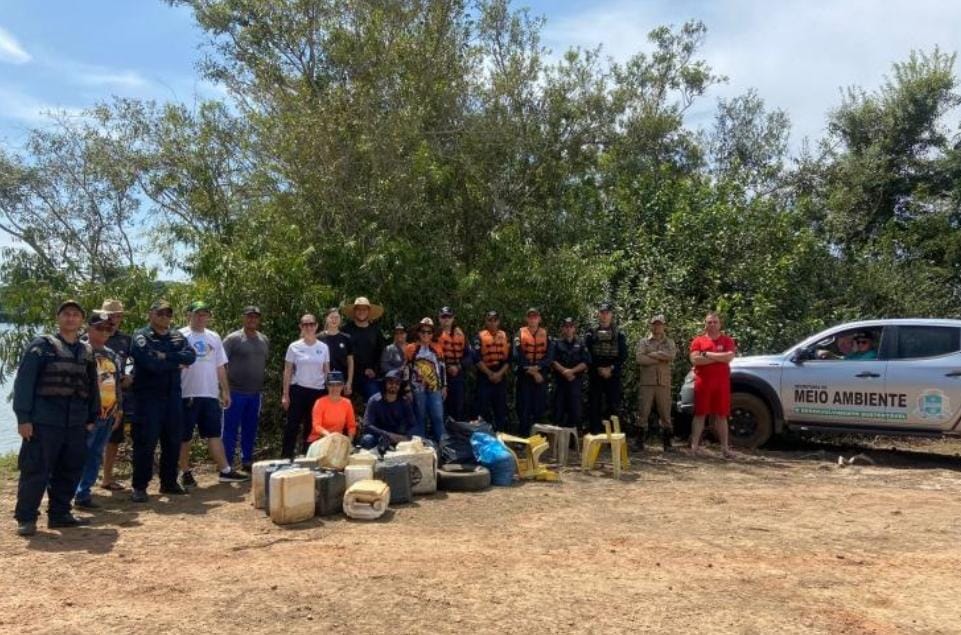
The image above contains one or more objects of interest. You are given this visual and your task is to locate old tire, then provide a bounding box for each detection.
[437,463,491,492]
[729,392,773,449]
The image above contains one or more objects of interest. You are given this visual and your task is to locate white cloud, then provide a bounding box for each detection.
[75,68,149,89]
[540,0,961,150]
[0,87,83,126]
[0,25,31,64]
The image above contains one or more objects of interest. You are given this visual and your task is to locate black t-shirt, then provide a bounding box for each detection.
[343,322,385,375]
[320,331,353,374]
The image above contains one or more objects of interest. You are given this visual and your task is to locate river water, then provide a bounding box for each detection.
[1,371,18,455]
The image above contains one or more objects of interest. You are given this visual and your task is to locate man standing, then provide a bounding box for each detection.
[101,299,133,491]
[359,369,416,451]
[473,310,511,431]
[74,311,123,509]
[513,308,553,437]
[222,306,269,472]
[13,301,99,536]
[380,323,408,376]
[635,314,677,452]
[437,307,471,420]
[689,312,737,457]
[178,301,247,488]
[585,302,628,434]
[551,317,591,430]
[342,297,386,402]
[130,300,197,502]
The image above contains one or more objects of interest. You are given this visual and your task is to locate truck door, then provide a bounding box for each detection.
[884,325,961,431]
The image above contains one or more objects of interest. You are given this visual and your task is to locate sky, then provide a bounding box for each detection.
[2,0,959,149]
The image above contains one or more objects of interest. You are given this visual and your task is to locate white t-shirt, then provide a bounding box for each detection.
[285,338,330,390]
[180,327,229,399]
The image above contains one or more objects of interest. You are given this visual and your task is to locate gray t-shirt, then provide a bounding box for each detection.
[223,329,270,393]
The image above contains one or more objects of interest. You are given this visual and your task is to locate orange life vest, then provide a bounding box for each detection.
[518,327,548,363]
[478,329,509,366]
[438,328,466,365]
[403,342,444,362]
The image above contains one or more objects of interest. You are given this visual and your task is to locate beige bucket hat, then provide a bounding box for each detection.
[341,296,384,321]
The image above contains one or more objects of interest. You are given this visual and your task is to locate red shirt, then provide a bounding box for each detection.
[690,333,737,384]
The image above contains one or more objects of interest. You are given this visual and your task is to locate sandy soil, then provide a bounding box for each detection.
[2,438,961,634]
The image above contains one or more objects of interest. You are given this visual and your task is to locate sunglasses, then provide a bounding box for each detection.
[301,321,317,327]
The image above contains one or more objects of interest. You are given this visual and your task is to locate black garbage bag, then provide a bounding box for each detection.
[440,417,494,465]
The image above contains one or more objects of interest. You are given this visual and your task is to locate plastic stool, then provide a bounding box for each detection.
[531,424,580,466]
[581,416,629,479]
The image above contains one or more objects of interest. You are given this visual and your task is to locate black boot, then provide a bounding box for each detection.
[661,428,673,452]
[633,431,646,452]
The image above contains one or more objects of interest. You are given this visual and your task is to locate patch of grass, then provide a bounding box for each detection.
[0,451,18,479]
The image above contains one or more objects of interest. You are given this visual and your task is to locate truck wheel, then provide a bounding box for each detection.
[729,393,773,449]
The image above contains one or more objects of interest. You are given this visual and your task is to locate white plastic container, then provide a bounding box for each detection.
[344,464,374,488]
[268,468,316,525]
[343,479,390,520]
[384,436,437,495]
[251,459,290,509]
[306,433,351,470]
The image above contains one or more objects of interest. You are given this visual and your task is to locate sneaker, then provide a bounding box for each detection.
[180,470,198,488]
[131,489,149,503]
[159,484,189,496]
[74,498,100,509]
[218,469,249,483]
[16,521,37,537]
[48,515,91,529]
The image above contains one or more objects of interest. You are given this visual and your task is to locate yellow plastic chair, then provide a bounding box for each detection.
[581,416,629,479]
[496,433,559,482]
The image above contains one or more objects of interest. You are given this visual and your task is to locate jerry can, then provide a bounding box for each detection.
[345,464,374,488]
[268,468,316,525]
[312,469,347,516]
[343,479,390,520]
[306,433,351,470]
[384,437,437,495]
[251,459,290,509]
[374,462,413,505]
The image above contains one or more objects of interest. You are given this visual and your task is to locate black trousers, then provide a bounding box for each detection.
[516,373,547,437]
[132,395,183,491]
[588,371,622,434]
[15,424,87,522]
[553,374,584,430]
[283,384,326,458]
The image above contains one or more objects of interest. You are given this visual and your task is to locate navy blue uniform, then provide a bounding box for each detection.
[13,334,99,523]
[552,336,591,429]
[130,326,196,491]
[513,327,553,437]
[585,325,628,434]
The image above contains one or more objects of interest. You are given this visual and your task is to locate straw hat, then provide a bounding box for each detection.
[100,299,125,314]
[341,296,384,321]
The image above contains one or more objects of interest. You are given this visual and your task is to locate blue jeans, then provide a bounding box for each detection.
[413,389,445,443]
[75,419,113,502]
[223,391,262,465]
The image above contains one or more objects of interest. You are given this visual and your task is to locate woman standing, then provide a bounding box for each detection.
[281,314,330,458]
[320,309,354,397]
[405,318,447,442]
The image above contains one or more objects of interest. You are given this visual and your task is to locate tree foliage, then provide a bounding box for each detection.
[2,1,960,432]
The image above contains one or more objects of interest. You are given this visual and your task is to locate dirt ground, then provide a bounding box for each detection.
[3,437,961,635]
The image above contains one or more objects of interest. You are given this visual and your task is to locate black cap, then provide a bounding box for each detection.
[88,310,110,326]
[384,369,404,382]
[393,322,406,332]
[327,371,345,385]
[561,317,576,326]
[598,301,614,312]
[526,307,540,316]
[485,310,499,319]
[439,306,454,317]
[242,305,261,316]
[56,300,85,317]
[150,299,172,312]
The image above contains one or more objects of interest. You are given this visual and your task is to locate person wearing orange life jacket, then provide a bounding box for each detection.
[513,307,553,436]
[472,310,512,431]
[404,318,447,442]
[437,306,472,420]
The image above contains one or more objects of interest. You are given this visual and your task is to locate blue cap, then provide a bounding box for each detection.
[327,371,345,385]
[384,369,404,382]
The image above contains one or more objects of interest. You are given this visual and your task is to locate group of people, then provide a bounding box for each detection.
[11,293,738,537]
